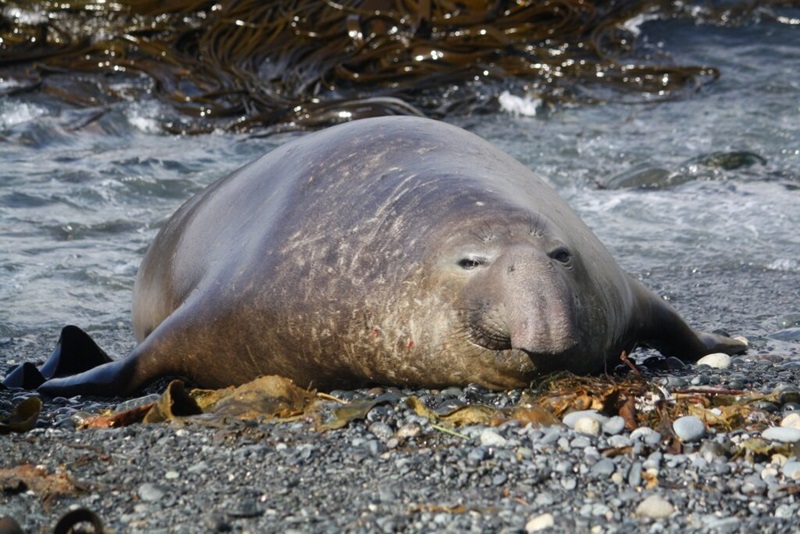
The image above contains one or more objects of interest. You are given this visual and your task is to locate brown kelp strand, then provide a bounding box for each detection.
[0,1,784,132]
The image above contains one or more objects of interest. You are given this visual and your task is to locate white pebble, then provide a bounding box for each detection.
[762,427,800,443]
[781,412,800,429]
[761,465,779,481]
[635,495,674,519]
[673,415,706,442]
[480,429,508,448]
[574,417,602,437]
[782,461,800,479]
[696,352,731,369]
[562,410,608,429]
[396,422,422,438]
[525,512,555,532]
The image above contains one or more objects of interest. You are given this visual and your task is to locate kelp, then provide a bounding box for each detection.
[4,369,797,452]
[0,396,42,434]
[0,369,784,460]
[0,0,779,133]
[0,464,79,502]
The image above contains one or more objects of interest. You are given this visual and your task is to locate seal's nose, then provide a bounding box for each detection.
[502,246,579,354]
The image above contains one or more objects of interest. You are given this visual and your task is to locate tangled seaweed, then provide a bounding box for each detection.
[0,1,789,132]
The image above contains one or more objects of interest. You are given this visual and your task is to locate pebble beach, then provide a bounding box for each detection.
[3,357,800,533]
[3,262,800,533]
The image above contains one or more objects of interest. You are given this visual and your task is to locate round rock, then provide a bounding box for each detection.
[137,483,166,502]
[480,429,508,448]
[574,417,602,437]
[781,412,800,429]
[563,410,608,429]
[781,461,800,479]
[526,513,555,532]
[673,415,706,442]
[762,427,800,443]
[635,495,674,519]
[631,427,661,443]
[602,416,626,436]
[696,352,731,369]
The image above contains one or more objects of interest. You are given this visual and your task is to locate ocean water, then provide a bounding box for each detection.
[1,15,798,353]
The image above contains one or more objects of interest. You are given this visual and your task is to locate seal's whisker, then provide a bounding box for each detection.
[529,212,546,238]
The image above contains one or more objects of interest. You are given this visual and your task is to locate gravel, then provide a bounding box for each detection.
[3,352,800,533]
[2,264,800,533]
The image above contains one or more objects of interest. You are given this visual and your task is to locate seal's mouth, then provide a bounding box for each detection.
[466,322,513,352]
[461,305,513,351]
[462,307,579,356]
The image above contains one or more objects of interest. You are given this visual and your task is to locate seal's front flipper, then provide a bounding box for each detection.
[694,329,748,357]
[645,326,748,363]
[2,325,113,390]
[629,277,747,362]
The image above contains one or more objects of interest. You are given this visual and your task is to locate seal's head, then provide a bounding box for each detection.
[454,233,580,359]
[406,206,597,386]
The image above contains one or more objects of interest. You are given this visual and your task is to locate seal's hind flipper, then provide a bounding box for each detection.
[2,361,46,389]
[40,325,113,379]
[2,325,113,390]
[37,357,138,398]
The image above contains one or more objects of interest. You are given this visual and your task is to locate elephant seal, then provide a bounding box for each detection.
[20,116,744,397]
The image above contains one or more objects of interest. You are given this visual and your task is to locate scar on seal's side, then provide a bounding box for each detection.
[4,116,746,396]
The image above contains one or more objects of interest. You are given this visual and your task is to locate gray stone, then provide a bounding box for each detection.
[137,483,166,502]
[602,416,626,436]
[608,434,633,448]
[782,460,800,479]
[590,458,616,478]
[630,427,660,442]
[369,422,394,442]
[673,416,706,442]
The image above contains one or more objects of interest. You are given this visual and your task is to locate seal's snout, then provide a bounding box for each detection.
[463,244,580,356]
[502,245,579,354]
[507,311,579,356]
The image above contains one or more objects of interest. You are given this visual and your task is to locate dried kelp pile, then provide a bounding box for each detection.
[4,373,799,461]
[0,1,780,131]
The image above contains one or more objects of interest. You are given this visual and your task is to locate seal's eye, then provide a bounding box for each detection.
[457,257,487,270]
[549,246,572,264]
